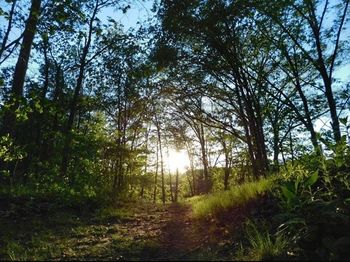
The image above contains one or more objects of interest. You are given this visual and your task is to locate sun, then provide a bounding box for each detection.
[165,149,190,173]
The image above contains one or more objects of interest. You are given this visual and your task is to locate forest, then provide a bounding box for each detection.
[0,0,349,260]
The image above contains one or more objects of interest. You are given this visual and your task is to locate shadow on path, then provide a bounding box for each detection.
[153,203,208,260]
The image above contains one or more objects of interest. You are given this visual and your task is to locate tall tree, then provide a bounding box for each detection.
[3,0,41,137]
[259,0,349,143]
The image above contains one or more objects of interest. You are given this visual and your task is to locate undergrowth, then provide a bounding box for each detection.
[189,177,274,218]
[236,220,288,261]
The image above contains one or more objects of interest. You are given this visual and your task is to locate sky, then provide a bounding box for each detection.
[99,0,155,31]
[0,0,156,80]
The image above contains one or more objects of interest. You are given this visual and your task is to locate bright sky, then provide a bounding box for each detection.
[99,0,155,30]
[165,149,190,174]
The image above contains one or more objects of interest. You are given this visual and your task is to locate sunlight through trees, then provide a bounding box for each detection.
[0,0,349,260]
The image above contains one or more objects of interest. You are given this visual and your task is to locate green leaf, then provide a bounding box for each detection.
[284,181,296,194]
[294,179,299,193]
[278,217,306,231]
[315,132,322,140]
[304,171,318,187]
[334,156,344,168]
[281,186,296,202]
[339,117,348,126]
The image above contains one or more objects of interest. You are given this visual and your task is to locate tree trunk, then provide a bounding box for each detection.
[175,169,179,202]
[0,0,17,63]
[323,76,341,142]
[169,172,174,202]
[155,118,166,204]
[186,170,194,196]
[3,0,41,138]
[198,123,210,193]
[272,125,280,171]
[289,132,295,165]
[60,0,99,177]
[185,142,196,195]
[141,127,149,198]
[235,85,260,178]
[153,139,159,203]
[11,0,41,98]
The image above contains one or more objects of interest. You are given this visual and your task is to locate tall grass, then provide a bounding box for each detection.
[189,177,274,218]
[236,220,288,261]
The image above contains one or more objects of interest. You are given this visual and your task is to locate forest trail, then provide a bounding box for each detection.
[0,198,233,261]
[156,203,208,260]
[122,202,235,261]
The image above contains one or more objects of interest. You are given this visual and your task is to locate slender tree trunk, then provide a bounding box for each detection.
[153,139,159,203]
[255,103,269,173]
[185,142,196,195]
[272,125,280,171]
[0,0,17,62]
[224,154,230,190]
[198,123,210,192]
[169,172,174,202]
[155,119,166,204]
[175,169,179,202]
[33,37,50,156]
[289,132,295,165]
[220,137,231,190]
[323,76,341,142]
[141,127,149,198]
[294,78,319,148]
[186,170,194,196]
[236,87,259,178]
[60,1,99,177]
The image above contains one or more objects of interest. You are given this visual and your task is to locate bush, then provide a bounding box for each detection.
[274,139,350,260]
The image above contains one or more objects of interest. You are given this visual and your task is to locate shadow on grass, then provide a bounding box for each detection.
[0,194,165,261]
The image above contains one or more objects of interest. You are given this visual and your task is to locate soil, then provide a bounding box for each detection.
[0,196,267,261]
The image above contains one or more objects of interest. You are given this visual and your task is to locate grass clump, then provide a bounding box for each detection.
[236,220,288,261]
[190,177,274,218]
[95,206,132,223]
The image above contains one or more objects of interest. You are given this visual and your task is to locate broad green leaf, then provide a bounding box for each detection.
[284,181,296,194]
[305,171,318,187]
[281,186,296,202]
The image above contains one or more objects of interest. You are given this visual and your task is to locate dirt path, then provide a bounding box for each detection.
[155,203,208,260]
[0,199,233,261]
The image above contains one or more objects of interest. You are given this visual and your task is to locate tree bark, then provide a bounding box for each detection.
[11,0,41,98]
[60,1,99,177]
[155,117,166,204]
[169,171,174,202]
[3,0,41,138]
[0,0,17,63]
[153,139,159,203]
[175,169,179,202]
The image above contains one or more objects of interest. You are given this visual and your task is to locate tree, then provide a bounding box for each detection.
[0,0,22,66]
[2,0,42,138]
[259,0,349,143]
